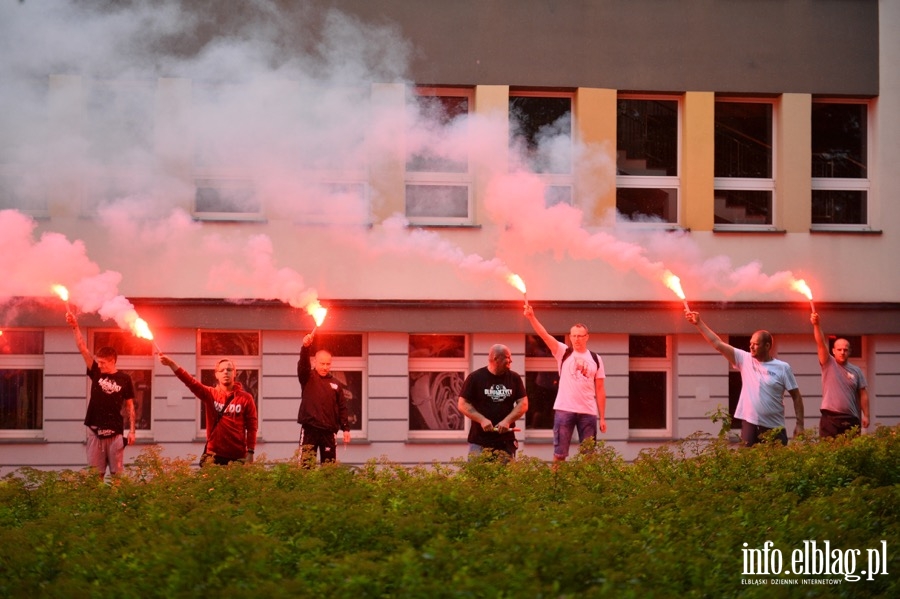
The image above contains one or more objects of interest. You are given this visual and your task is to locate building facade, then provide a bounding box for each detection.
[1,0,897,472]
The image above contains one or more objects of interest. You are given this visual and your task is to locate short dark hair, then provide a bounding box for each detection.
[96,346,117,361]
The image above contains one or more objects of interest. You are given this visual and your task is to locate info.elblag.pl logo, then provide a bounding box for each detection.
[741,540,889,585]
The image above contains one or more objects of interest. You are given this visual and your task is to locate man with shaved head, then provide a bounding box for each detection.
[458,344,528,461]
[811,312,869,438]
[686,310,804,446]
[297,331,351,465]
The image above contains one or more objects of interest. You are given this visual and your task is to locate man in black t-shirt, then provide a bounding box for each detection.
[67,312,136,479]
[458,344,528,461]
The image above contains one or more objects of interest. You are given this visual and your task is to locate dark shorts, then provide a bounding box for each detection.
[741,421,788,447]
[819,410,861,439]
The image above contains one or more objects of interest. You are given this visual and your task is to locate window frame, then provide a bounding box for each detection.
[627,335,673,438]
[407,334,469,440]
[90,328,156,439]
[405,87,475,226]
[713,97,777,231]
[810,98,872,231]
[306,333,368,437]
[0,329,44,439]
[509,90,575,207]
[615,94,682,226]
[196,330,262,437]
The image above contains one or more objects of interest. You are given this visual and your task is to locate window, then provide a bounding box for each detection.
[306,333,367,434]
[727,335,751,429]
[616,96,680,224]
[86,79,155,167]
[192,81,262,221]
[0,172,47,216]
[197,331,261,432]
[714,100,775,228]
[92,331,154,433]
[82,174,151,216]
[194,178,261,220]
[509,92,574,206]
[628,335,672,437]
[0,330,44,438]
[524,333,565,432]
[405,87,473,225]
[0,78,48,216]
[408,334,467,438]
[811,100,869,228]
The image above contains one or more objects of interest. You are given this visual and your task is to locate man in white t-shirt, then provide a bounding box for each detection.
[686,310,805,446]
[524,305,606,461]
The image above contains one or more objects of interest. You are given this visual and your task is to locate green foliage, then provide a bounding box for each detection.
[1,431,898,598]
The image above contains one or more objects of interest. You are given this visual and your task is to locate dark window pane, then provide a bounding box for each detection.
[123,369,152,430]
[200,368,258,429]
[200,332,260,356]
[715,102,772,178]
[617,98,678,176]
[0,330,43,354]
[409,371,465,431]
[409,335,466,358]
[311,334,363,357]
[93,331,153,356]
[616,187,678,222]
[628,371,667,429]
[812,190,866,225]
[509,96,572,174]
[525,371,558,430]
[405,184,468,218]
[195,180,259,213]
[526,334,564,358]
[629,335,668,358]
[812,103,867,178]
[0,369,42,429]
[828,335,863,359]
[408,94,468,173]
[714,190,772,225]
[332,370,363,430]
[728,371,742,429]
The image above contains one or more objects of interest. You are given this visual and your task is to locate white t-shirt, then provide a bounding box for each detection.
[733,349,798,429]
[551,341,605,416]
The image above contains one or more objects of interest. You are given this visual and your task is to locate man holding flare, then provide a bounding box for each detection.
[811,312,869,438]
[685,309,804,446]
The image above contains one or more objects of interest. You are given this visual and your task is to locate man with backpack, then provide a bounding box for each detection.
[524,305,607,462]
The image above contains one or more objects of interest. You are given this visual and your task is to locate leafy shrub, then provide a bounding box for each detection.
[1,430,898,598]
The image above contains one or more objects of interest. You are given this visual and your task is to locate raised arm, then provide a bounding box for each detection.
[810,312,830,366]
[685,311,736,365]
[66,312,93,368]
[524,305,560,353]
[297,333,313,385]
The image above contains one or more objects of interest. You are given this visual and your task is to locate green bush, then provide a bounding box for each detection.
[1,429,897,598]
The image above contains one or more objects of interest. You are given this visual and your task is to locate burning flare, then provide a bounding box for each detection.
[51,284,69,303]
[791,278,816,313]
[308,301,328,327]
[507,273,528,305]
[131,317,154,341]
[506,273,527,295]
[662,270,691,312]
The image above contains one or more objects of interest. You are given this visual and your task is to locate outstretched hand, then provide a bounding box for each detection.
[684,310,699,325]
